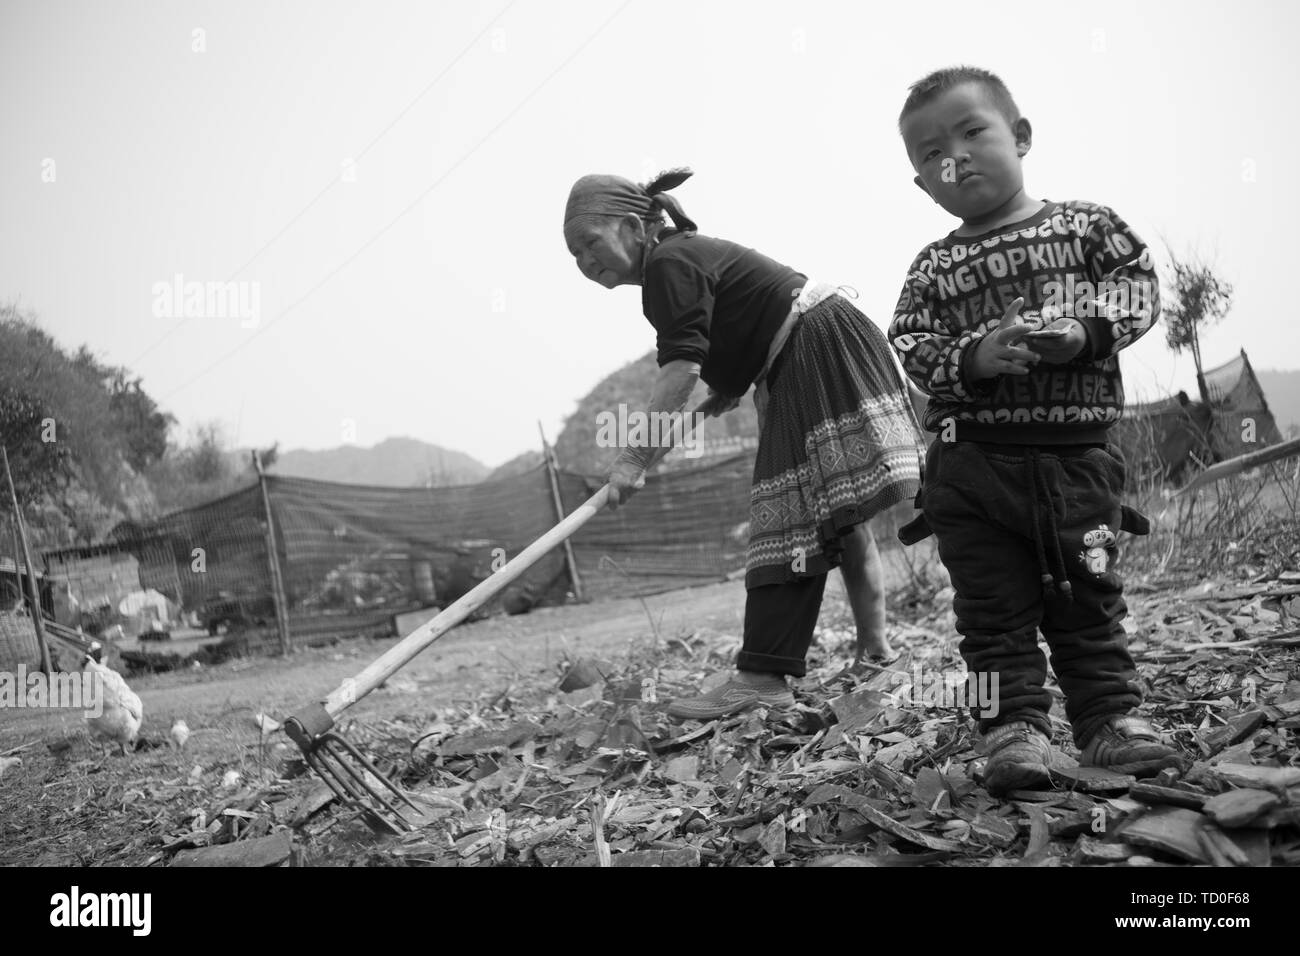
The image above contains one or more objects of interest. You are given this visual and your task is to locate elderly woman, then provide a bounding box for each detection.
[564,169,924,719]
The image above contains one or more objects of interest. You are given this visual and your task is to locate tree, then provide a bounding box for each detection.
[1162,247,1234,406]
[0,385,74,506]
[0,308,124,539]
[185,422,230,484]
[0,305,186,541]
[107,372,175,472]
[141,421,271,514]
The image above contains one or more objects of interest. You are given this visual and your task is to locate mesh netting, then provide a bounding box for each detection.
[44,452,779,648]
[559,452,754,598]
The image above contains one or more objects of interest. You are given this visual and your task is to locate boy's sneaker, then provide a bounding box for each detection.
[1080,715,1185,777]
[981,721,1054,795]
[666,672,794,720]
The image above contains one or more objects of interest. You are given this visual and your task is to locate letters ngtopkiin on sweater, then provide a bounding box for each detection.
[889,200,1159,444]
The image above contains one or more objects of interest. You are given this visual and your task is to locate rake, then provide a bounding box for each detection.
[284,403,710,834]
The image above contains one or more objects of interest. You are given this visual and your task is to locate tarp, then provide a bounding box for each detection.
[1114,350,1282,481]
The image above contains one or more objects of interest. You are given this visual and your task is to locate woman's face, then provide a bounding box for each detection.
[564,214,644,288]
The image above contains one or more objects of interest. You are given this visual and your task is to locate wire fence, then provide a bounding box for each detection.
[36,452,769,656]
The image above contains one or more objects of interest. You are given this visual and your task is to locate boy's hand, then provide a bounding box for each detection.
[969,298,1041,381]
[1024,318,1087,364]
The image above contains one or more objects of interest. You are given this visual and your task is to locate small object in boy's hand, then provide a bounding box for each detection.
[1026,326,1070,339]
[1024,318,1086,364]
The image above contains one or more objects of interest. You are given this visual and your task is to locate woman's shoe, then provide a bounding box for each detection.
[666,672,794,720]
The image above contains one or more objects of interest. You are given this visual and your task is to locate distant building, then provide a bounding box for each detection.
[41,542,144,627]
[0,554,51,613]
[0,555,52,671]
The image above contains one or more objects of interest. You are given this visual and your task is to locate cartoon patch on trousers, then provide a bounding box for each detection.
[1080,525,1117,574]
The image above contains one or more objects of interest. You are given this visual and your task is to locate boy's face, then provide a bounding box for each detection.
[564,214,644,288]
[901,82,1031,224]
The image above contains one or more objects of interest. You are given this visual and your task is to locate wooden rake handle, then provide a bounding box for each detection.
[319,401,712,719]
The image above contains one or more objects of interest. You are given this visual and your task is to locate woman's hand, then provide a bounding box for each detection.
[700,387,741,418]
[606,458,646,510]
[601,362,699,511]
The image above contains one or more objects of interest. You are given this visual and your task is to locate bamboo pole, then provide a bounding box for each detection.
[1176,435,1300,497]
[8,513,20,604]
[538,422,584,602]
[311,402,708,719]
[1,446,52,674]
[252,451,292,655]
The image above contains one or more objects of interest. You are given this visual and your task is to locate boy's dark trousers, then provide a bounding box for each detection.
[919,438,1142,747]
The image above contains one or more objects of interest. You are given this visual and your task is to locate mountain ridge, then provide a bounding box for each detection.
[269,436,489,487]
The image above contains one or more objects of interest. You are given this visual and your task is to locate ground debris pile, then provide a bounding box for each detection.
[255,572,1300,867]
[0,731,303,867]
[3,568,1297,868]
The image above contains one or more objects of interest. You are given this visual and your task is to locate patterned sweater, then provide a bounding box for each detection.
[889,200,1159,444]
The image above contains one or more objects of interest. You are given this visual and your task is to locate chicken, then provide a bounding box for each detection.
[0,756,21,780]
[170,719,190,750]
[252,712,281,734]
[82,643,143,755]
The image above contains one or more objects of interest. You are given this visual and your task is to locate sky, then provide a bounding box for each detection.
[2,0,1298,468]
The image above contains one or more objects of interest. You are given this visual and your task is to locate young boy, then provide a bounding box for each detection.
[888,66,1184,794]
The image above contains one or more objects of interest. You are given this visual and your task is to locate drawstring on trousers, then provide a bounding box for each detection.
[1025,449,1073,604]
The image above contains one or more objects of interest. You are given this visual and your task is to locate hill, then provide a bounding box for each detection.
[270,437,489,487]
[486,449,545,482]
[1257,369,1300,437]
[552,351,761,476]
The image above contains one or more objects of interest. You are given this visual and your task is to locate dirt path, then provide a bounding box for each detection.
[1,580,734,745]
[0,548,927,747]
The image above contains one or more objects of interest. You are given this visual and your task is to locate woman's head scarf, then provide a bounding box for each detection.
[563,168,697,234]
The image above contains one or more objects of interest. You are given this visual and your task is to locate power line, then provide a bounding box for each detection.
[129,0,519,368]
[160,0,633,403]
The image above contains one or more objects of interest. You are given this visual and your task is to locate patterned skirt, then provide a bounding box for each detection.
[746,295,925,588]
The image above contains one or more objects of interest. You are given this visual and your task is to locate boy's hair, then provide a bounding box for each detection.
[898,66,1021,132]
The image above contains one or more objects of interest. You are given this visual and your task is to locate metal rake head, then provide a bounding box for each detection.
[284,704,420,835]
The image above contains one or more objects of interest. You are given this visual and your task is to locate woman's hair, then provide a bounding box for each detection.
[642,168,696,232]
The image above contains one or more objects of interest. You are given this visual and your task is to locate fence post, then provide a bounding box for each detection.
[2,445,52,675]
[538,422,584,603]
[252,451,292,655]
